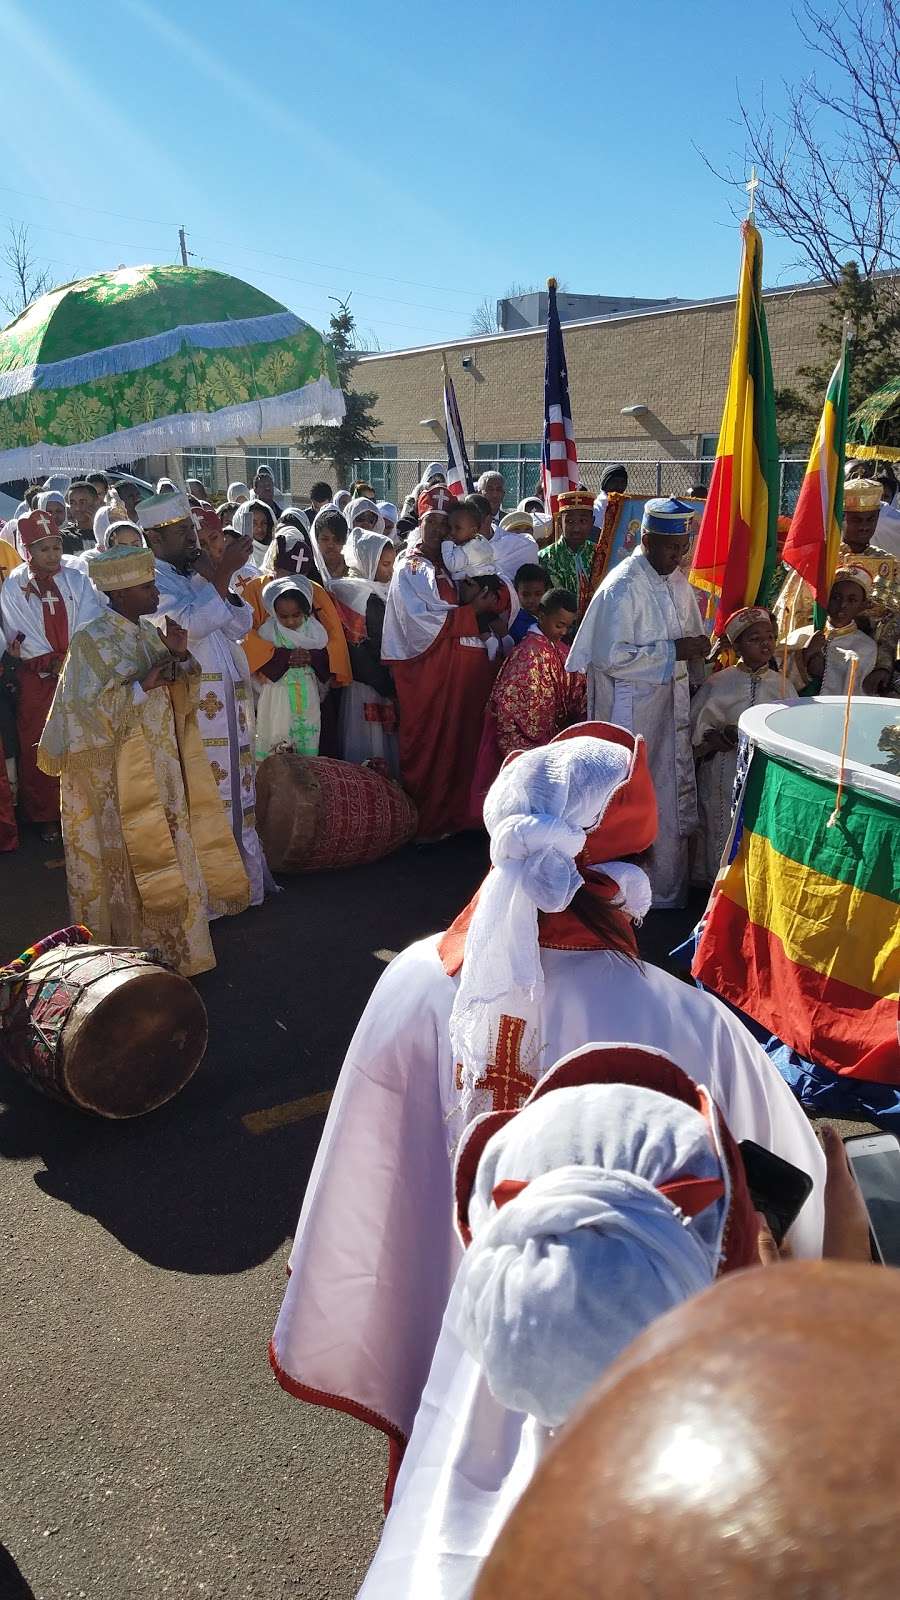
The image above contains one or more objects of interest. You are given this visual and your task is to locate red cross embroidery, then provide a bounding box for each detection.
[455,1014,537,1113]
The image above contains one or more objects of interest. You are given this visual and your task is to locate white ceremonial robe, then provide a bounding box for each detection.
[337,943,825,1600]
[566,547,705,907]
[689,664,798,884]
[0,562,101,656]
[489,528,541,582]
[151,562,268,909]
[272,935,826,1541]
[787,623,878,695]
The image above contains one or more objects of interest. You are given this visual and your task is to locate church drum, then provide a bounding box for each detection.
[2,945,208,1117]
[256,751,418,872]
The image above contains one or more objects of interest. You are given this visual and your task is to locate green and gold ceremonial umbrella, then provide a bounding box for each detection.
[847,376,900,463]
[0,263,344,477]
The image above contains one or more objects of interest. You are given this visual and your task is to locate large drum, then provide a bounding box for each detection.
[256,752,418,873]
[694,696,900,1089]
[1,943,208,1117]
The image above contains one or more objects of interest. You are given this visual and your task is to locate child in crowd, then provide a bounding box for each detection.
[330,532,399,774]
[470,586,585,818]
[443,497,494,578]
[254,578,330,760]
[690,605,797,884]
[788,565,878,695]
[509,562,548,643]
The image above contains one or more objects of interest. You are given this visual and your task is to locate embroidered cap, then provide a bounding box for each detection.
[723,605,774,646]
[843,478,883,514]
[641,497,697,536]
[833,562,874,597]
[556,490,595,514]
[87,546,156,592]
[18,510,57,549]
[136,490,192,531]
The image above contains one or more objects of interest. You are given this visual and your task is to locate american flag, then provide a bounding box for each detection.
[442,353,474,499]
[541,279,579,514]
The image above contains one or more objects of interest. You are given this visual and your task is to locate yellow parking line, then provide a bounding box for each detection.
[242,1090,333,1135]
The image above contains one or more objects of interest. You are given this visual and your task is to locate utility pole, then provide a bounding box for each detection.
[178,226,188,267]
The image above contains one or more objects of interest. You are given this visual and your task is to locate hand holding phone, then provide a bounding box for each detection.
[844,1133,900,1265]
[739,1139,814,1247]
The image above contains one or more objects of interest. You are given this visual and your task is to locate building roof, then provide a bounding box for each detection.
[357,276,833,365]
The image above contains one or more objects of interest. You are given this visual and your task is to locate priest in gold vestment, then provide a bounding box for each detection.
[38,545,249,977]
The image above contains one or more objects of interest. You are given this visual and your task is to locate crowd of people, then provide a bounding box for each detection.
[1,449,899,1593]
[3,459,899,905]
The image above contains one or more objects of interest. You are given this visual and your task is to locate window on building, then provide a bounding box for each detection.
[351,446,398,500]
[246,445,292,493]
[475,442,541,506]
[179,447,220,496]
[697,435,718,487]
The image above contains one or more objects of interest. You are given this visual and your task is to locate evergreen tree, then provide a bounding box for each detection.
[776,264,900,448]
[298,297,380,485]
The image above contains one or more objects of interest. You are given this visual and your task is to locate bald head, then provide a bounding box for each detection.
[476,1262,900,1600]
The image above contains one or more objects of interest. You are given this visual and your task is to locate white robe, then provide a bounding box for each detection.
[787,623,877,695]
[272,935,825,1578]
[0,562,101,656]
[338,945,825,1600]
[689,664,798,884]
[566,548,705,908]
[489,528,541,582]
[150,561,268,909]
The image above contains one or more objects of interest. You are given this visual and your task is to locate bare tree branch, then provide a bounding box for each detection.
[700,0,900,283]
[0,223,54,318]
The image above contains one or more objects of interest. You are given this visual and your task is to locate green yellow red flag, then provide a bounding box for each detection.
[781,330,851,613]
[689,221,780,631]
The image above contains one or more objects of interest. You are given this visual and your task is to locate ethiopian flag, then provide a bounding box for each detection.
[690,222,780,631]
[781,339,851,612]
[693,751,900,1082]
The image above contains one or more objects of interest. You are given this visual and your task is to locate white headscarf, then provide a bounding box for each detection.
[421,461,446,486]
[377,500,398,529]
[333,489,351,512]
[36,491,65,514]
[228,481,251,504]
[454,1079,727,1427]
[258,575,328,651]
[232,497,277,567]
[344,497,386,572]
[353,530,393,592]
[259,518,328,585]
[449,737,653,1112]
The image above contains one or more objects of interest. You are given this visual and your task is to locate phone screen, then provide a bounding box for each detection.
[847,1146,900,1266]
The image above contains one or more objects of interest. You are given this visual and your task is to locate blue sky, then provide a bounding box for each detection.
[0,0,822,349]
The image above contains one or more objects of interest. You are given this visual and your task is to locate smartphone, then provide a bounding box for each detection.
[739,1139,814,1245]
[844,1133,900,1265]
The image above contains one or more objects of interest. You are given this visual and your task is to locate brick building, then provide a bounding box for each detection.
[163,279,831,508]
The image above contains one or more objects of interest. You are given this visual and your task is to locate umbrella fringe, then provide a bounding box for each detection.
[0,380,345,477]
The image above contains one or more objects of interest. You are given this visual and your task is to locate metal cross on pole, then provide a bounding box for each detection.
[745,166,760,217]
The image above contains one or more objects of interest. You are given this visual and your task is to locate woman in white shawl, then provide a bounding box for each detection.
[344,497,386,574]
[231,497,278,570]
[330,531,399,773]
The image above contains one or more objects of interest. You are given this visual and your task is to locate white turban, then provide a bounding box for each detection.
[455,1081,727,1427]
[421,462,446,486]
[449,738,653,1113]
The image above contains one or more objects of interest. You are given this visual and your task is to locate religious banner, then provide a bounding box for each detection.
[588,493,707,602]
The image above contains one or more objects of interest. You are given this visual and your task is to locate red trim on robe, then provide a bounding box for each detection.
[15,660,60,822]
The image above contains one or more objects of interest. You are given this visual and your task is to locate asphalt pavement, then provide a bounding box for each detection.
[0,827,702,1600]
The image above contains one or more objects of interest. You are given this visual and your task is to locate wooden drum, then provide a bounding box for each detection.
[2,945,208,1117]
[256,752,418,873]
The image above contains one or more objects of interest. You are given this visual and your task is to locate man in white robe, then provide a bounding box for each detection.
[138,491,269,909]
[270,725,825,1530]
[566,497,709,907]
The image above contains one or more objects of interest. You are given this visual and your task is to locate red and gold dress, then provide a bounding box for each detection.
[470,630,587,822]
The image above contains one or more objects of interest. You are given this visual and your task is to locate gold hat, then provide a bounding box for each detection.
[87,547,156,593]
[556,490,595,513]
[843,477,883,513]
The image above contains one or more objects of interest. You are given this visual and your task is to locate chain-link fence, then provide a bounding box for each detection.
[167,449,809,517]
[350,456,809,515]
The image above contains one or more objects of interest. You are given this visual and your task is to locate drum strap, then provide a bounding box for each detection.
[167,676,250,915]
